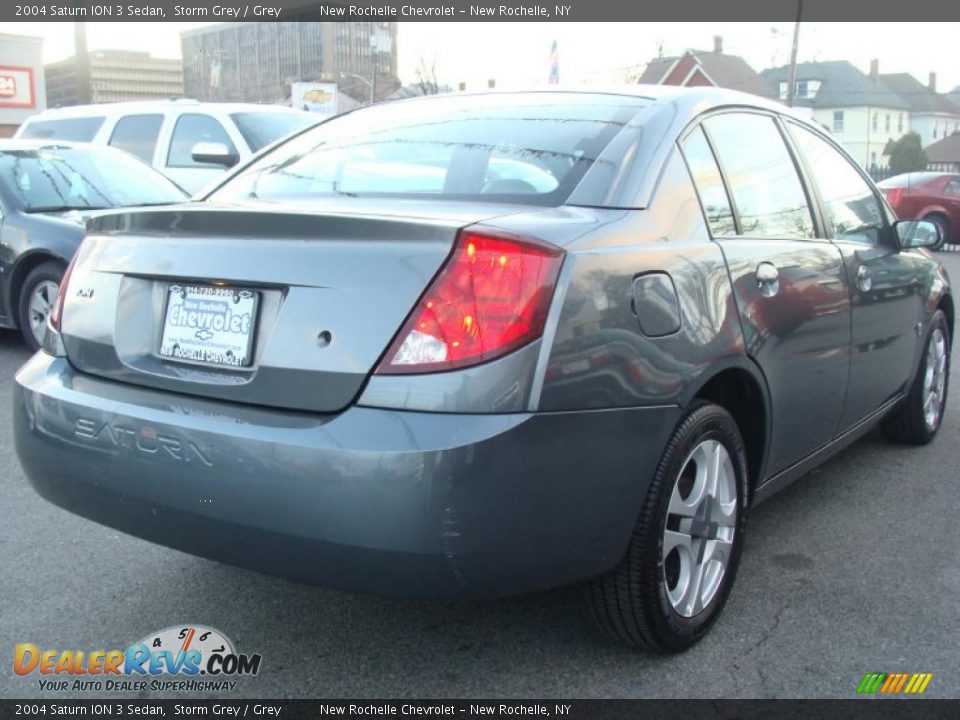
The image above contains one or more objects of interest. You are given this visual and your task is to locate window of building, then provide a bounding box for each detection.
[788,122,883,245]
[872,112,878,131]
[898,113,904,133]
[833,111,845,133]
[703,113,814,239]
[108,114,163,163]
[679,126,736,236]
[885,114,891,133]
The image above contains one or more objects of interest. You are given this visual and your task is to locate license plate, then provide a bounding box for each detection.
[159,284,259,368]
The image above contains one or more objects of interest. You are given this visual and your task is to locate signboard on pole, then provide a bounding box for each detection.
[0,66,35,109]
[291,82,338,117]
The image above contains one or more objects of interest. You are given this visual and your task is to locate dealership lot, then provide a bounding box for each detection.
[1,253,959,700]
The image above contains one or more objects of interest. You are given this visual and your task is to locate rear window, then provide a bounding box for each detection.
[0,146,187,212]
[19,116,105,141]
[230,112,318,152]
[210,94,648,206]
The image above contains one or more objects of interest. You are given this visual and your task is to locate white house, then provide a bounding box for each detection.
[878,71,960,149]
[760,60,909,170]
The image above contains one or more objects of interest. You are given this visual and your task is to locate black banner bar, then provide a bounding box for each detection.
[3,700,960,720]
[5,0,960,22]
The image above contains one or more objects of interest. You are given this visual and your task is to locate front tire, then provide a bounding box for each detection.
[587,402,749,652]
[17,261,64,351]
[882,310,950,445]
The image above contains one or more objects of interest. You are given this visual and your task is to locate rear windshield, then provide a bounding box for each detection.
[210,94,648,206]
[0,146,186,212]
[19,116,106,142]
[230,111,318,152]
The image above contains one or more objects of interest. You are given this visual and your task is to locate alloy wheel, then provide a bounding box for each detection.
[662,439,738,618]
[923,327,948,431]
[27,280,59,348]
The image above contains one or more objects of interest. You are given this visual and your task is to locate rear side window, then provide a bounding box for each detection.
[167,114,237,168]
[210,93,648,207]
[680,126,736,236]
[108,114,163,163]
[19,116,105,141]
[788,122,883,245]
[704,113,814,239]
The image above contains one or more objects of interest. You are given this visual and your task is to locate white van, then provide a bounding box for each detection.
[15,100,319,194]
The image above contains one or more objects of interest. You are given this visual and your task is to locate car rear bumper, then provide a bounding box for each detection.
[14,353,679,599]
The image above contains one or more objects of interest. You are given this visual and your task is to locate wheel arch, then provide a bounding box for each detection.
[6,251,68,329]
[685,360,771,504]
[938,292,954,340]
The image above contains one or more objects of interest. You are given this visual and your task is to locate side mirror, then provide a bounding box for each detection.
[190,142,239,168]
[895,219,941,250]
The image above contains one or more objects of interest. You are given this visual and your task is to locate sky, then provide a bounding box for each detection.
[5,21,960,93]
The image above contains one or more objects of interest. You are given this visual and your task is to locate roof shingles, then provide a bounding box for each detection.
[878,73,960,115]
[638,50,773,98]
[760,61,908,110]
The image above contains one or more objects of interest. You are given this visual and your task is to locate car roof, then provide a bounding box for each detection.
[0,139,98,152]
[25,100,307,119]
[381,84,808,121]
[877,171,958,187]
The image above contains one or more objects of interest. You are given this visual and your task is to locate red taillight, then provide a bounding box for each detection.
[49,246,81,331]
[377,229,564,374]
[883,187,904,210]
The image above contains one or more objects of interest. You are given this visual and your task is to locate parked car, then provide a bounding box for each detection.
[14,88,951,652]
[878,171,960,249]
[0,140,188,348]
[15,100,318,194]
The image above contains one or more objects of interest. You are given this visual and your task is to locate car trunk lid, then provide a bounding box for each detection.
[60,202,526,413]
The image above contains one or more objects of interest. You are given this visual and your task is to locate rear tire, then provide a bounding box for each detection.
[587,402,749,652]
[882,310,950,445]
[17,261,64,351]
[926,214,949,251]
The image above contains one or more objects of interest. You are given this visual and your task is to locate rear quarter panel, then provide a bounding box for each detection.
[493,148,751,412]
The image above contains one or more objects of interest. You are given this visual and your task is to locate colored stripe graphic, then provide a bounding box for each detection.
[904,673,933,694]
[857,673,885,693]
[858,672,932,694]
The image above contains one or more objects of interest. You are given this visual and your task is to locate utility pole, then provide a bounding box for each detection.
[785,0,803,107]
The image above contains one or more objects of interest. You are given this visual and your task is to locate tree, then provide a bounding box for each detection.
[414,57,440,96]
[886,132,928,174]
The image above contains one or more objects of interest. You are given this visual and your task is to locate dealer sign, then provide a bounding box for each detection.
[0,66,35,108]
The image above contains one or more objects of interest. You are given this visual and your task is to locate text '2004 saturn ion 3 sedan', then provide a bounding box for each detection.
[14,88,951,652]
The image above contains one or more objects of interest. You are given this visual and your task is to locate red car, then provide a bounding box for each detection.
[878,172,960,250]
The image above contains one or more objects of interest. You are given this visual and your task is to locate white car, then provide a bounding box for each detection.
[15,100,319,194]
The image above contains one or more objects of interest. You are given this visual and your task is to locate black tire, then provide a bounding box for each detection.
[882,310,950,445]
[587,401,749,652]
[926,214,949,251]
[17,261,64,351]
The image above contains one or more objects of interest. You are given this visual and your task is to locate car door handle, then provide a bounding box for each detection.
[756,262,780,297]
[856,264,872,292]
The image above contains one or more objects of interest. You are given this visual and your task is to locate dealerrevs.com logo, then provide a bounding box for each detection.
[14,625,262,693]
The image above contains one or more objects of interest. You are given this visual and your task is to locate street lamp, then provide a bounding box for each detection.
[339,72,374,104]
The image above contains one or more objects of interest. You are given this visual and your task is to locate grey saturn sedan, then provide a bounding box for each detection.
[14,87,952,652]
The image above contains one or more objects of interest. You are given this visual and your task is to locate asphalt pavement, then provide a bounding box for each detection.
[2,251,959,700]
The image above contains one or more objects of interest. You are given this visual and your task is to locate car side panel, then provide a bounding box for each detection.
[0,212,83,328]
[532,149,749,412]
